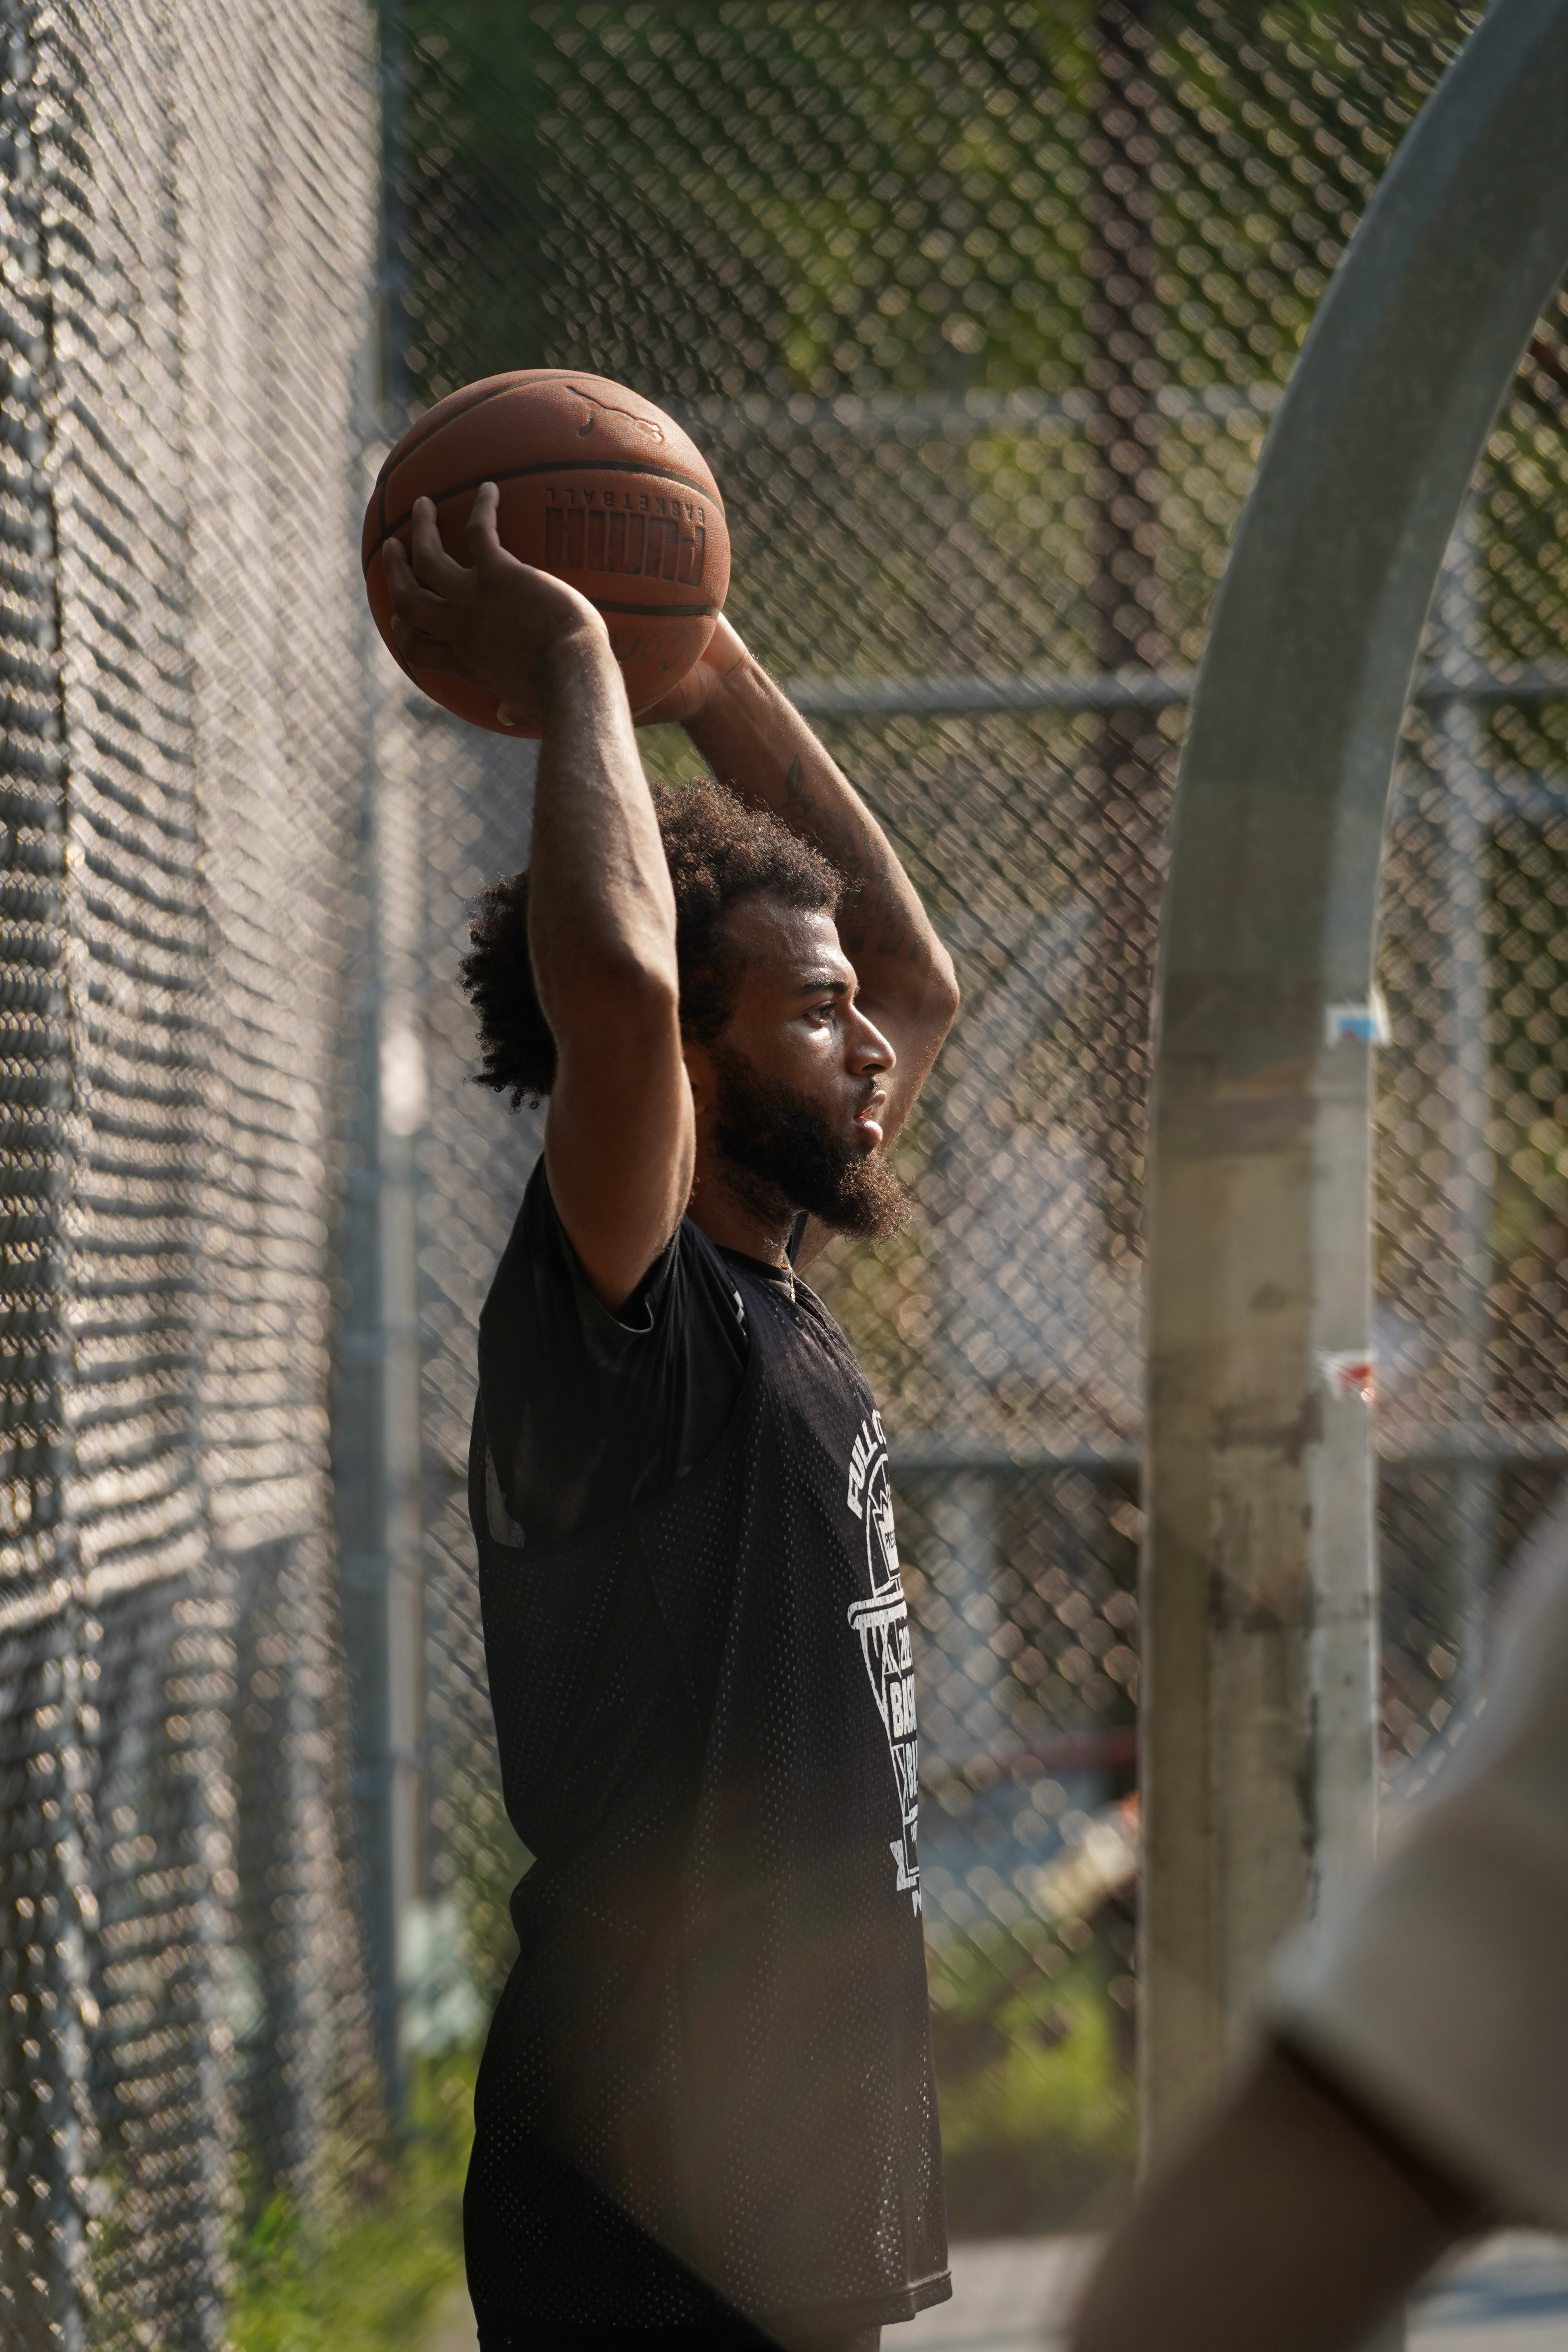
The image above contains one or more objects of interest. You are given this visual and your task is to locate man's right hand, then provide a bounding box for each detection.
[382,482,605,726]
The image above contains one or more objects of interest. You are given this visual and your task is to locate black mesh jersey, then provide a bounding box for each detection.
[463,1168,949,2337]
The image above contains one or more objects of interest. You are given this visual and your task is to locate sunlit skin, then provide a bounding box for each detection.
[383,483,958,1310]
[681,897,895,1263]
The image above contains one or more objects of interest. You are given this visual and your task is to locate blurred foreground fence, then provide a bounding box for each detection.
[0,3,379,2345]
[7,1,1568,2345]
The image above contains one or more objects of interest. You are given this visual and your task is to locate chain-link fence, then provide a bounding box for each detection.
[0,3,379,2345]
[11,0,1568,2340]
[390,0,1568,2235]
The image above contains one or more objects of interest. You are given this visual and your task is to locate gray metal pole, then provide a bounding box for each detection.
[332,0,426,2113]
[334,684,428,2114]
[1430,513,1498,1706]
[1140,0,1568,2173]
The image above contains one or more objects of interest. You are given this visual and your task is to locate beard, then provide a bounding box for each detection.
[710,1043,911,1243]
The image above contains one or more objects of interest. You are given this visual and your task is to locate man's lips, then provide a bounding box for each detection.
[853,1094,887,1147]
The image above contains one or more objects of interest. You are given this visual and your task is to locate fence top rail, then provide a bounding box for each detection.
[662,384,1286,438]
[408,662,1568,729]
[426,1428,1568,1485]
[784,664,1568,719]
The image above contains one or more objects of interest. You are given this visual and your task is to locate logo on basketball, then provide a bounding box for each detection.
[846,1413,920,1912]
[568,384,665,443]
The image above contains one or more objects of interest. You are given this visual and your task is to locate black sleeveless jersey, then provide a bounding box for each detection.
[462,1214,949,2338]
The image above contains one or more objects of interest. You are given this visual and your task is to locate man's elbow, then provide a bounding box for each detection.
[923,950,961,1041]
[897,957,959,1065]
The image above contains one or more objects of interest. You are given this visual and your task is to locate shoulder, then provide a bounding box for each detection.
[475,1172,750,1550]
[480,1158,744,1367]
[483,1156,668,1343]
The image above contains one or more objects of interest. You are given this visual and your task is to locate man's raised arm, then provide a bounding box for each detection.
[384,486,692,1309]
[648,620,960,1159]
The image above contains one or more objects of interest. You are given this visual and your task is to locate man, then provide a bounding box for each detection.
[1067,1507,1568,2352]
[383,487,960,2352]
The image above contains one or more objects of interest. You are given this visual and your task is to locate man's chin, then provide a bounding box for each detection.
[716,1142,911,1245]
[710,1046,912,1243]
[815,1150,912,1244]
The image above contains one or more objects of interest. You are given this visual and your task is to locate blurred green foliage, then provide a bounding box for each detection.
[931,1931,1135,2233]
[391,0,1470,413]
[227,2054,473,2352]
[395,1,1099,403]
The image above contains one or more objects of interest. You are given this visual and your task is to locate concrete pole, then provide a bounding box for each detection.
[1140,0,1568,2170]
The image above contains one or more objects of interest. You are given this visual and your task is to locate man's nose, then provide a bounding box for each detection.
[850,1011,895,1072]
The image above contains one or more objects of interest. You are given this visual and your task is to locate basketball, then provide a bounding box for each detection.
[361,370,730,734]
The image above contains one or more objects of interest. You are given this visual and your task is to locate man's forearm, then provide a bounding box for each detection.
[682,654,954,1010]
[530,627,679,1027]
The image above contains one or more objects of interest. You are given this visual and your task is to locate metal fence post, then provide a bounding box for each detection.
[331,0,426,2112]
[1085,0,1164,1255]
[333,700,425,2113]
[1430,512,1499,1703]
[1140,0,1568,2180]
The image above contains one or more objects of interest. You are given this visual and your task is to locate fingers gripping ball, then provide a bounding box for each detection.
[362,370,730,734]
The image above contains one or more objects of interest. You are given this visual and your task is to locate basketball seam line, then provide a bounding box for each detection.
[364,457,723,566]
[593,599,717,617]
[376,381,528,546]
[373,378,523,486]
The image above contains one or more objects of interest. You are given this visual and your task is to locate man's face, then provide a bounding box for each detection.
[697,897,908,1241]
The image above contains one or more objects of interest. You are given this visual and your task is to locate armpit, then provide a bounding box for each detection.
[485,1446,529,1549]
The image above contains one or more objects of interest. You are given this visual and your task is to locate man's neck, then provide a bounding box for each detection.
[687,1158,795,1267]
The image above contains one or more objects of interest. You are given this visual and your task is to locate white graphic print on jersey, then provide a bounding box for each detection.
[845,1411,920,1912]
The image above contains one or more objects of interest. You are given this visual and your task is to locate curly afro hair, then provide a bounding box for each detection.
[461,778,844,1107]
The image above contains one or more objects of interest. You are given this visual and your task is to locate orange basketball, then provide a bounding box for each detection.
[362,370,730,735]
